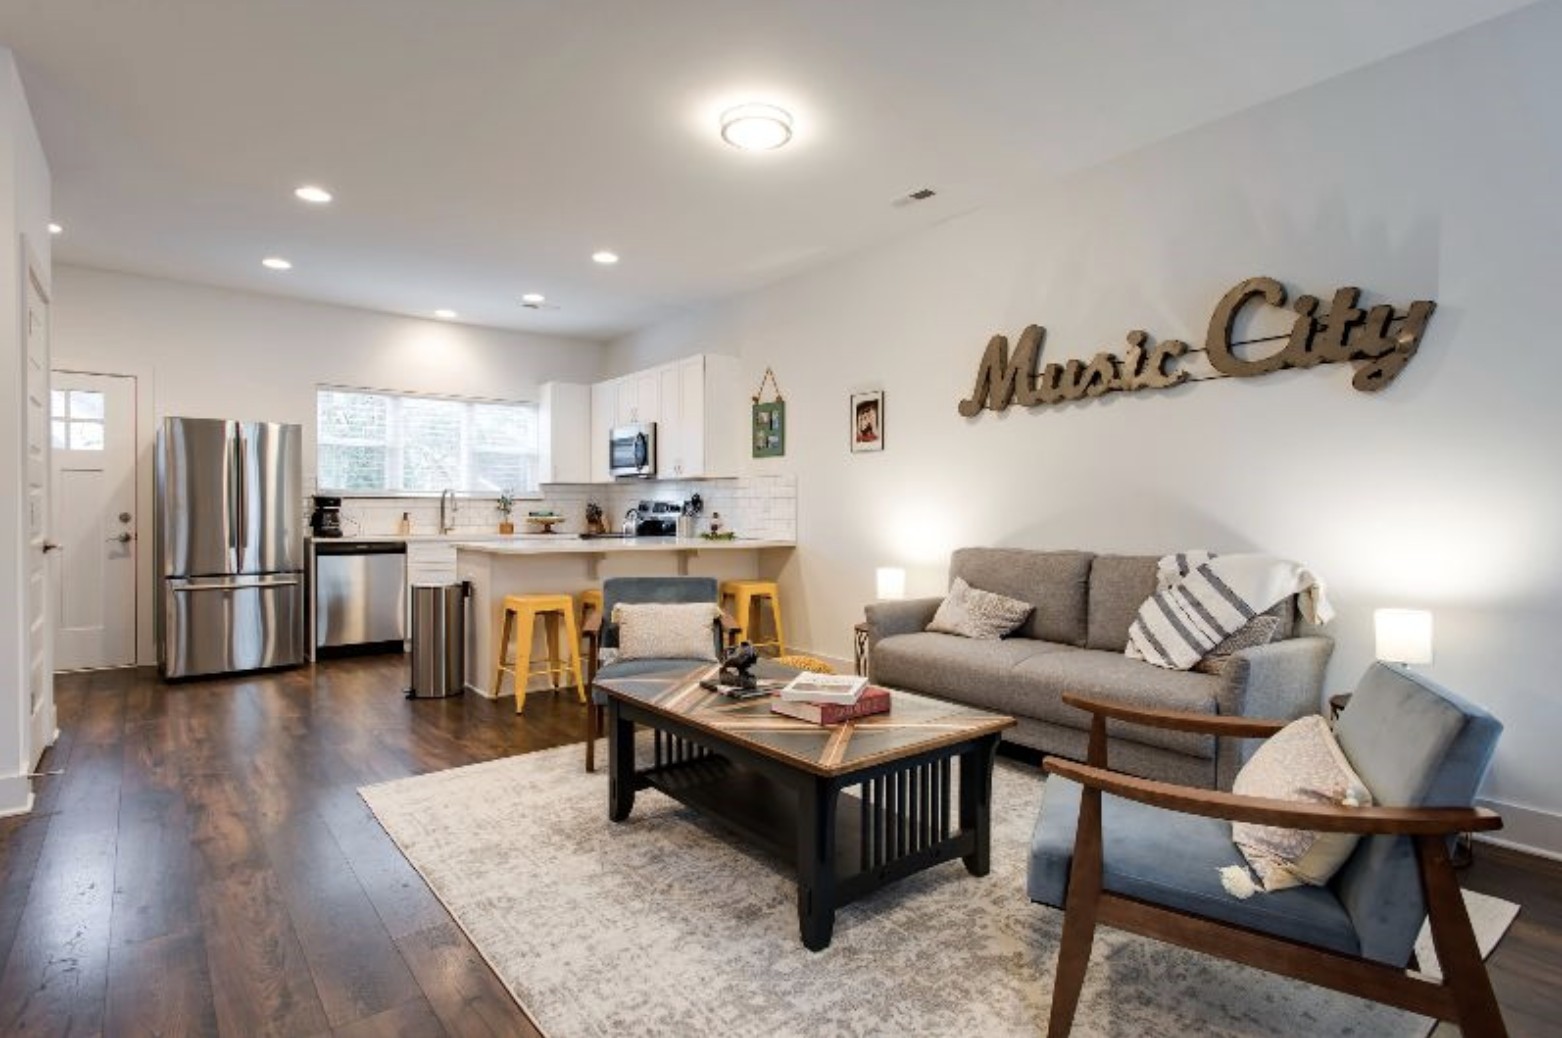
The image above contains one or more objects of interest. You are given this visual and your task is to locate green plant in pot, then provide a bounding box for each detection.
[496,489,516,534]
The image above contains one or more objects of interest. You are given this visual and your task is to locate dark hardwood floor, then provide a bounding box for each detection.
[1,657,1558,1036]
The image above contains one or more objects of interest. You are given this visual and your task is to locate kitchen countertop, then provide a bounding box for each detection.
[451,536,795,555]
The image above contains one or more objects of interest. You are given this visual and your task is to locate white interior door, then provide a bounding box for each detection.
[24,268,55,763]
[50,370,137,670]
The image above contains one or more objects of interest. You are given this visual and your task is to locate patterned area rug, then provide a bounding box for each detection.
[361,745,1515,1038]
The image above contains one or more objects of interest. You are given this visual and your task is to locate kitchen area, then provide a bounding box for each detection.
[153,349,797,701]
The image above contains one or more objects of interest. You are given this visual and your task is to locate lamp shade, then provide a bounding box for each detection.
[875,567,906,601]
[1374,608,1434,665]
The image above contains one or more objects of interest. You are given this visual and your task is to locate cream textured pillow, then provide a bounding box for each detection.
[1226,714,1373,895]
[926,577,1033,640]
[612,602,720,661]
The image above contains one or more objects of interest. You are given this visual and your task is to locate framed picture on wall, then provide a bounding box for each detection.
[850,391,884,453]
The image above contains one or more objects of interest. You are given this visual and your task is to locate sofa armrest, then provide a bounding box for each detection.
[1213,635,1335,789]
[864,597,943,644]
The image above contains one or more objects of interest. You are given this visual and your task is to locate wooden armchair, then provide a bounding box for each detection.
[1029,662,1506,1036]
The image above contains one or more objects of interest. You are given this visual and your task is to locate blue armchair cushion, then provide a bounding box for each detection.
[1028,778,1360,956]
[1328,663,1502,965]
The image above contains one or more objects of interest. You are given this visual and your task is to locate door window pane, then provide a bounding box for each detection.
[50,389,64,416]
[51,419,67,449]
[69,421,105,451]
[69,390,105,420]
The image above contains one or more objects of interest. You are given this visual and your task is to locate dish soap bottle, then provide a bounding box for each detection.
[397,511,412,536]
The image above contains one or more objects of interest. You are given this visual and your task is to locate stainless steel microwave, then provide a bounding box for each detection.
[609,422,656,478]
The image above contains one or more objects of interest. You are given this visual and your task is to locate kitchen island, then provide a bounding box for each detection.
[454,536,795,698]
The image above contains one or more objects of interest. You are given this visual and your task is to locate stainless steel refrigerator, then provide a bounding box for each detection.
[155,417,305,678]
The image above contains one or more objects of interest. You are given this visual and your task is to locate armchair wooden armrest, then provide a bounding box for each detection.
[1044,758,1503,836]
[1061,691,1288,739]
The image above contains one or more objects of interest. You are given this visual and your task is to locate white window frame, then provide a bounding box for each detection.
[315,384,541,498]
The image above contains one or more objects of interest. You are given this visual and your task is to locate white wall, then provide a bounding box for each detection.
[51,265,606,665]
[0,48,52,814]
[605,4,1562,854]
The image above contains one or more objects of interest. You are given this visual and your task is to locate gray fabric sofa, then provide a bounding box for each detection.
[865,548,1334,789]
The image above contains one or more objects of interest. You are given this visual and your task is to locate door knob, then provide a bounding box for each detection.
[119,512,132,523]
[42,541,61,553]
[107,532,134,544]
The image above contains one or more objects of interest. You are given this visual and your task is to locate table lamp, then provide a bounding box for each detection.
[1374,608,1433,667]
[875,566,906,601]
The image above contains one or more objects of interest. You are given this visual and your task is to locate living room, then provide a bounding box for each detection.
[1,1,1559,1035]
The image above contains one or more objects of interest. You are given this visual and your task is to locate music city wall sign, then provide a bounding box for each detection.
[956,276,1437,417]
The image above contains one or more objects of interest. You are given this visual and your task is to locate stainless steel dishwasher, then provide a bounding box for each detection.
[312,540,408,654]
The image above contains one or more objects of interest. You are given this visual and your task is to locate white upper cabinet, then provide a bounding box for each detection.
[539,381,590,484]
[589,380,615,483]
[613,369,662,426]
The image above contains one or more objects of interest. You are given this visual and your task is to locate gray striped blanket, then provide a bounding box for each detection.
[1126,551,1333,671]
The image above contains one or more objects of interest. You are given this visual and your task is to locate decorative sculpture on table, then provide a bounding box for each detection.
[719,641,760,689]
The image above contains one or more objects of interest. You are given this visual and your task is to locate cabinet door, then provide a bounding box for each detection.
[614,377,638,426]
[539,382,589,484]
[658,364,683,475]
[591,380,616,482]
[677,357,705,477]
[634,370,660,425]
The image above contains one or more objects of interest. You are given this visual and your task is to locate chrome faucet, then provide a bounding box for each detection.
[439,488,458,534]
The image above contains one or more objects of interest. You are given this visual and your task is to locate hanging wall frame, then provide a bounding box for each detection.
[752,367,785,458]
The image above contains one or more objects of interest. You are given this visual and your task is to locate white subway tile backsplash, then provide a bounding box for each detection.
[319,474,796,541]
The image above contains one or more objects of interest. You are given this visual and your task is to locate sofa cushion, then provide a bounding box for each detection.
[871,632,1070,710]
[1010,650,1220,759]
[927,577,1034,640]
[950,547,1093,646]
[1029,778,1360,956]
[1085,555,1159,651]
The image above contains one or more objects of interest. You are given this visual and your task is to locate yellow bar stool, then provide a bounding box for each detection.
[493,593,586,714]
[719,579,787,657]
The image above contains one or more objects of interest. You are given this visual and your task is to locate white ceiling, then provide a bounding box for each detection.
[1,0,1535,340]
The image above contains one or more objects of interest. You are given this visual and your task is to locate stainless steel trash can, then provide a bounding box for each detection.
[406,582,468,699]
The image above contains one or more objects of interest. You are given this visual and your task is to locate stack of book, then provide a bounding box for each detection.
[770,673,891,724]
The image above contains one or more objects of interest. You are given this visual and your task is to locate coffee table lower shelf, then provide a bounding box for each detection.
[607,701,1001,950]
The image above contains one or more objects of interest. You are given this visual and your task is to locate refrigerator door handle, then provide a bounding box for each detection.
[172,578,301,592]
[233,424,248,572]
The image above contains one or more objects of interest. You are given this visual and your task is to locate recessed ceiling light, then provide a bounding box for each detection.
[261,256,293,271]
[592,250,619,265]
[48,222,63,235]
[294,185,333,204]
[433,309,458,320]
[720,103,794,151]
[521,293,546,305]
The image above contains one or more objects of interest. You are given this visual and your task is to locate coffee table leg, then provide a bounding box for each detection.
[797,780,839,951]
[959,738,997,876]
[608,701,636,822]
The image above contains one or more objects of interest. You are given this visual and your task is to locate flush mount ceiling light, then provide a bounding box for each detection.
[592,250,619,265]
[720,103,793,151]
[261,256,293,271]
[433,308,458,320]
[521,293,546,305]
[48,222,63,235]
[294,184,333,204]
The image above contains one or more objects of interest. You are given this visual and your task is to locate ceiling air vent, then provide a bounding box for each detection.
[892,187,938,208]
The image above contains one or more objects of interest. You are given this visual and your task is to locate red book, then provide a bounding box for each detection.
[770,686,891,725]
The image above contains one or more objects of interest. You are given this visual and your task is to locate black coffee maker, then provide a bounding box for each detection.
[311,495,344,538]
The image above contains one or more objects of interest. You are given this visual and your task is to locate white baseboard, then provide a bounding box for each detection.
[1475,796,1562,861]
[0,774,35,818]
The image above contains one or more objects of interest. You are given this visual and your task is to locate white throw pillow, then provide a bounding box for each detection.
[612,602,720,661]
[926,577,1033,640]
[1227,714,1374,894]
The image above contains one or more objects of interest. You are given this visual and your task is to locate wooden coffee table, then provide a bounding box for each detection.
[597,661,1015,950]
